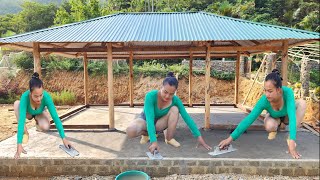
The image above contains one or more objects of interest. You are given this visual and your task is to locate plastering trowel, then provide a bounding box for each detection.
[208,144,237,157]
[146,150,163,160]
[59,145,79,157]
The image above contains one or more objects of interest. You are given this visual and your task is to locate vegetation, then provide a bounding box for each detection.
[50,90,77,105]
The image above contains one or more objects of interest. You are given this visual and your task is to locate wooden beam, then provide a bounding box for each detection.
[288,40,319,48]
[189,52,193,107]
[83,53,89,105]
[281,40,289,86]
[235,51,240,104]
[39,44,282,53]
[51,125,109,129]
[107,43,115,129]
[129,51,134,107]
[205,43,211,129]
[33,42,41,77]
[250,40,260,45]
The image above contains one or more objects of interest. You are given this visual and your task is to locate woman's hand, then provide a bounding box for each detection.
[14,144,27,159]
[148,142,159,154]
[288,139,301,159]
[62,138,73,149]
[218,136,233,149]
[196,136,212,150]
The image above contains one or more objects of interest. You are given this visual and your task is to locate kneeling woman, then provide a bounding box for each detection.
[126,72,212,153]
[218,69,306,159]
[14,72,73,159]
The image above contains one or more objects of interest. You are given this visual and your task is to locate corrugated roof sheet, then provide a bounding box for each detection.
[0,12,319,43]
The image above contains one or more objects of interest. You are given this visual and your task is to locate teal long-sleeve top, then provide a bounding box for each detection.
[231,86,297,141]
[17,90,65,144]
[144,90,201,143]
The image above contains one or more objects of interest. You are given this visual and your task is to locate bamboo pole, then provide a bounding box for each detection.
[83,53,89,105]
[189,52,193,107]
[129,51,134,107]
[107,43,115,129]
[205,44,211,129]
[235,51,240,104]
[281,40,289,86]
[33,42,41,77]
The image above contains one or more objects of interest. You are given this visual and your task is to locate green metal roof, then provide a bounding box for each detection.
[1,12,319,43]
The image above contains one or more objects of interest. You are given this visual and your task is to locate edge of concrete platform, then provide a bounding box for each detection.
[0,157,319,177]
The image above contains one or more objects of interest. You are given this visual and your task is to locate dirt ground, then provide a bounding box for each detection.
[0,104,69,141]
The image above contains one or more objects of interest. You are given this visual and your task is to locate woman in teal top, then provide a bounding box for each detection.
[126,72,212,153]
[13,72,73,159]
[218,69,306,159]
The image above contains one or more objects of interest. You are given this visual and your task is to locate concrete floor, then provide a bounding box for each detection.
[0,106,318,160]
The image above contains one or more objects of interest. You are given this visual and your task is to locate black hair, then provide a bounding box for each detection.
[29,72,43,91]
[163,72,178,89]
[265,69,282,88]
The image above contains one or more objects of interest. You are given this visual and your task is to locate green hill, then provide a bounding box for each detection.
[0,0,61,15]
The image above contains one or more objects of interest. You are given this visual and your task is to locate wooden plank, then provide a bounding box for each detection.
[302,122,319,136]
[205,43,211,129]
[129,51,134,107]
[210,124,265,131]
[39,45,282,53]
[88,103,236,107]
[242,55,267,105]
[83,53,89,105]
[88,53,238,59]
[234,51,240,104]
[49,105,88,124]
[189,52,193,107]
[281,40,289,86]
[107,43,115,129]
[51,125,109,129]
[33,42,41,77]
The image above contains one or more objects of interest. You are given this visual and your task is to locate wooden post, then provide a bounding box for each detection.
[281,40,289,86]
[129,51,134,107]
[235,51,240,105]
[33,42,41,77]
[83,53,89,105]
[188,52,193,107]
[205,44,211,129]
[107,43,115,129]
[248,56,252,78]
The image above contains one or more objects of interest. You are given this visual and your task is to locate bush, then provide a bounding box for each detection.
[0,92,19,104]
[314,87,320,97]
[50,90,77,105]
[14,52,34,69]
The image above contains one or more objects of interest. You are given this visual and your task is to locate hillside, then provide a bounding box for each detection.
[0,0,61,15]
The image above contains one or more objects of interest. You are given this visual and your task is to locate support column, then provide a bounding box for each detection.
[188,52,193,107]
[205,44,211,129]
[281,40,289,86]
[107,43,115,129]
[33,42,41,77]
[83,53,89,105]
[266,53,276,76]
[235,51,240,105]
[129,51,134,107]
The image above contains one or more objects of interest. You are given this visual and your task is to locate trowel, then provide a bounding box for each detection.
[59,145,79,157]
[208,144,237,157]
[146,150,163,160]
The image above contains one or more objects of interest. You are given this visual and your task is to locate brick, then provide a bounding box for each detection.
[4,159,16,166]
[281,168,293,176]
[98,166,110,173]
[186,160,197,166]
[189,166,206,174]
[210,161,222,167]
[157,167,169,177]
[41,159,53,166]
[87,166,99,174]
[173,160,185,166]
[259,161,273,167]
[268,168,280,175]
[273,162,287,167]
[207,166,217,174]
[99,160,112,165]
[248,161,259,167]
[234,161,248,166]
[125,160,137,166]
[137,160,148,166]
[148,160,160,166]
[113,160,124,166]
[145,167,156,176]
[287,161,302,168]
[256,168,269,176]
[27,159,42,165]
[223,161,234,166]
[307,168,320,176]
[0,166,9,176]
[46,166,62,176]
[34,166,47,176]
[10,165,22,175]
[78,160,89,165]
[21,165,35,176]
[160,160,172,166]
[89,160,100,165]
[230,167,243,174]
[109,166,121,175]
[294,168,306,176]
[169,167,180,174]
[242,167,257,175]
[218,167,230,173]
[304,162,320,169]
[53,159,64,165]
[198,160,210,166]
